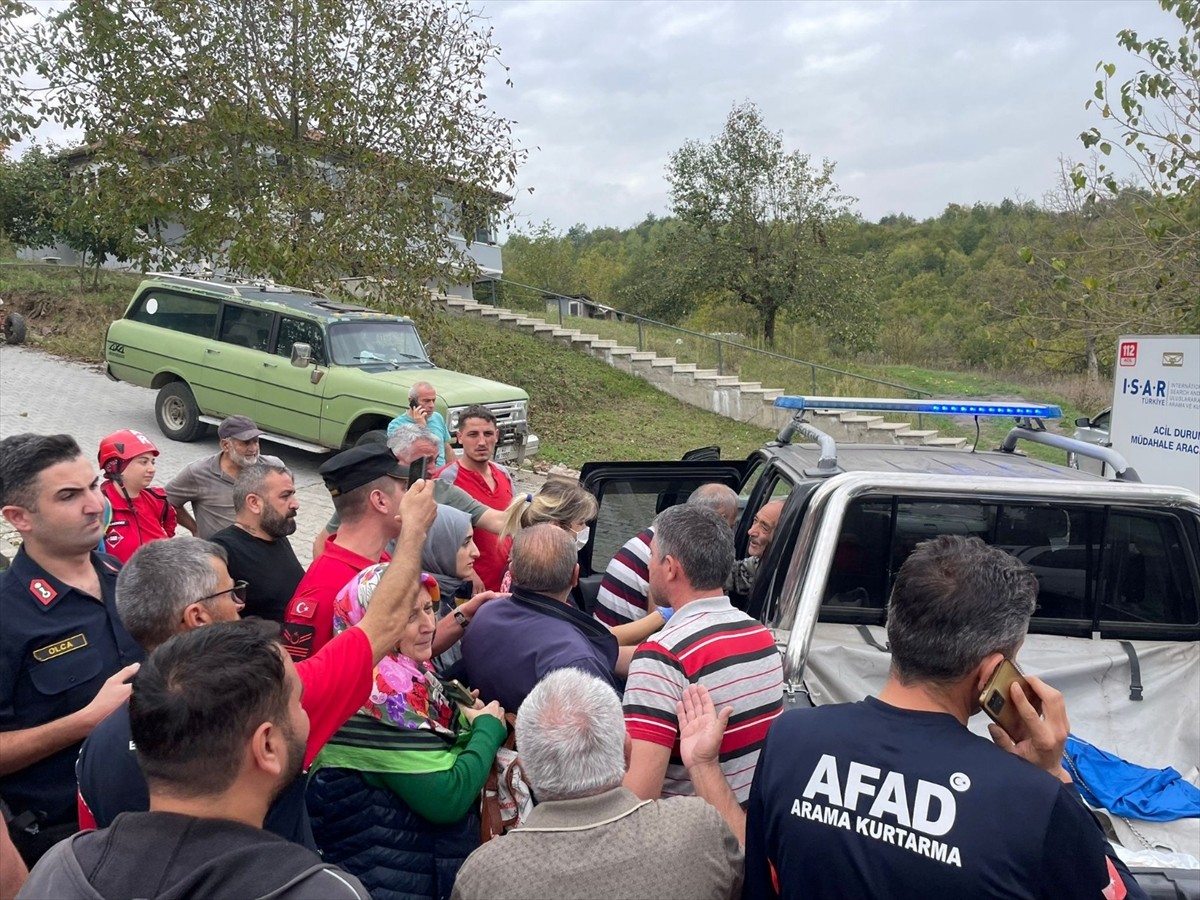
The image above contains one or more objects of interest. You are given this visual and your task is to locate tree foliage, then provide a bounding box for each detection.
[665,102,858,345]
[1068,0,1199,332]
[0,145,59,250]
[15,0,523,296]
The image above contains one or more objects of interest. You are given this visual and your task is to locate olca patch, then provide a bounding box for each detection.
[33,633,89,662]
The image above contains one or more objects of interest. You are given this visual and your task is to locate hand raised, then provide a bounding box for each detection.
[397,476,437,532]
[678,684,731,771]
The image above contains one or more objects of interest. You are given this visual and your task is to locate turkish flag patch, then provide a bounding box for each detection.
[290,599,315,619]
[29,579,58,605]
[282,623,315,661]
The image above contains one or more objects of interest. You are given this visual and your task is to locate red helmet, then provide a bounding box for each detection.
[98,430,159,479]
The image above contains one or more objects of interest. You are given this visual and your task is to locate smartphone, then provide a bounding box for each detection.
[443,679,476,707]
[406,456,428,484]
[979,658,1040,738]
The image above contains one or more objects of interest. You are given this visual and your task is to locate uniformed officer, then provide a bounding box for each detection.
[0,434,142,866]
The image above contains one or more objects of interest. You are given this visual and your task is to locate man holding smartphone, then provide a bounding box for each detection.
[740,535,1142,900]
[385,382,455,468]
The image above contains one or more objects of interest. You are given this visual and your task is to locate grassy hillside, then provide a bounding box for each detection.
[0,263,774,465]
[0,262,1091,466]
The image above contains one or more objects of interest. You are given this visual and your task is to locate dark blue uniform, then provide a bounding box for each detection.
[744,697,1140,900]
[0,547,142,844]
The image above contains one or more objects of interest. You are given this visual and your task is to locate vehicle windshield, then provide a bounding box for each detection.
[328,320,430,367]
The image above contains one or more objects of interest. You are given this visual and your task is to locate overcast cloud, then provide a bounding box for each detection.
[474,0,1181,232]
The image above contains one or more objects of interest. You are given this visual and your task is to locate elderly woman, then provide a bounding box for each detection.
[307,567,507,900]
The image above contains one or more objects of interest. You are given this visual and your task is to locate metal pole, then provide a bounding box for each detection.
[558,298,564,327]
[811,366,817,393]
[637,320,644,351]
[717,341,723,376]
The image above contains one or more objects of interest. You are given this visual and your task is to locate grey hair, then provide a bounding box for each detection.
[407,381,435,404]
[516,668,625,801]
[687,483,739,524]
[886,535,1039,684]
[386,423,439,463]
[509,523,576,595]
[232,462,292,513]
[652,504,733,591]
[116,537,229,650]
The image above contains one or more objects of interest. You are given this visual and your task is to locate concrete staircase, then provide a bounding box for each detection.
[437,296,967,449]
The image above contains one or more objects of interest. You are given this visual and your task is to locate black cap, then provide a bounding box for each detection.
[319,444,405,497]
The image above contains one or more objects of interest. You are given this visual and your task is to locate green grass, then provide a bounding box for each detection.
[0,262,1084,467]
[535,309,1086,463]
[413,309,775,465]
[0,262,141,360]
[0,263,774,466]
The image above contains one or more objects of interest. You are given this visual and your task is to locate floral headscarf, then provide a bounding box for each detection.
[333,564,458,739]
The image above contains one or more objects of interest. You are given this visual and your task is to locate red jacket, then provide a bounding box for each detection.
[101,480,177,563]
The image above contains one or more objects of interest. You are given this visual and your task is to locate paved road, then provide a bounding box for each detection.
[0,344,548,566]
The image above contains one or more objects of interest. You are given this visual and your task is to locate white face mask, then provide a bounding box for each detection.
[574,526,590,549]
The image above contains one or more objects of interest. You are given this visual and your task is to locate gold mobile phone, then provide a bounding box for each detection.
[442,679,476,707]
[979,658,1039,738]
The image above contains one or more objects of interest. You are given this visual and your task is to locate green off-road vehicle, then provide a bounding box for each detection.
[104,275,537,460]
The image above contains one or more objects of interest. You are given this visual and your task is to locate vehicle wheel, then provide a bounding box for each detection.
[155,382,206,442]
[2,313,27,344]
[354,429,388,448]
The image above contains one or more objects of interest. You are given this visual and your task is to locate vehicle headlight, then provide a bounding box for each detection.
[511,400,528,423]
[447,407,465,431]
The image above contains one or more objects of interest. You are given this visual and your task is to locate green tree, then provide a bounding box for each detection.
[0,146,60,250]
[0,0,39,142]
[16,0,523,297]
[665,102,857,345]
[1072,0,1199,329]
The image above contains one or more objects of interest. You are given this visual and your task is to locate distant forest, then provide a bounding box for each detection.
[498,188,1197,384]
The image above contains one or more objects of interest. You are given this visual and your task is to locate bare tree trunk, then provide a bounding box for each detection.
[1085,333,1100,384]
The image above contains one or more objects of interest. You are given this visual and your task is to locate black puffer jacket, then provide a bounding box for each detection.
[307,767,480,900]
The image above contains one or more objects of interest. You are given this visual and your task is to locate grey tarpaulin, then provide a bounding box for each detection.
[799,625,1200,857]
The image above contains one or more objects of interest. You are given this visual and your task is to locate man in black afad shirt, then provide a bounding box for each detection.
[744,535,1144,900]
[211,462,304,622]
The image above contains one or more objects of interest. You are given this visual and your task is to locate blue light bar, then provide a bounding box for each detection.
[773,396,1062,419]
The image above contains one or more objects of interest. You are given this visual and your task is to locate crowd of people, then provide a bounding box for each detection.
[0,383,1148,899]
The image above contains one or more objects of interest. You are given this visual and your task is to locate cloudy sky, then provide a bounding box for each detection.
[472,0,1181,233]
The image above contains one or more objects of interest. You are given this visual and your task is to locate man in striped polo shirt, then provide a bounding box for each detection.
[622,504,784,805]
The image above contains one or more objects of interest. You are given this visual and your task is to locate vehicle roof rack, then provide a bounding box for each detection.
[155,273,328,299]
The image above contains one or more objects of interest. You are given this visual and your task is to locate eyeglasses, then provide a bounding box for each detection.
[199,581,248,606]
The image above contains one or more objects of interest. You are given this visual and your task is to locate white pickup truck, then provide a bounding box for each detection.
[578,397,1200,898]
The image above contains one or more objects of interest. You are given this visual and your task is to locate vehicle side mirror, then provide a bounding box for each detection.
[1074,416,1090,427]
[290,342,313,368]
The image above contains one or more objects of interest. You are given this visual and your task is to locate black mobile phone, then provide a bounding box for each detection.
[406,456,428,484]
[443,679,476,707]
